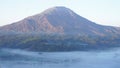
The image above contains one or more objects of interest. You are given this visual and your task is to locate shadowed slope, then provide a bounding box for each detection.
[0,6,120,36]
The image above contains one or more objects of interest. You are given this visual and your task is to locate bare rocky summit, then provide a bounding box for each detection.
[0,6,120,36]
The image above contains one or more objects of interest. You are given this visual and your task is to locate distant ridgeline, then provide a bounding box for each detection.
[0,6,120,51]
[0,33,120,52]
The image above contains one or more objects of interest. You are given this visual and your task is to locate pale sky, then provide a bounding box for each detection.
[0,0,120,26]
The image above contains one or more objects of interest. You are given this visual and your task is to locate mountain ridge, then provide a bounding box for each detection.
[0,6,120,36]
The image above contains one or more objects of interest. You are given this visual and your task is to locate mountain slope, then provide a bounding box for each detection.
[0,6,120,36]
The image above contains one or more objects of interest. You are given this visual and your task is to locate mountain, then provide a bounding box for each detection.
[0,6,120,36]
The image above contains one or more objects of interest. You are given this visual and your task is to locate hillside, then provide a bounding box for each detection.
[0,7,120,36]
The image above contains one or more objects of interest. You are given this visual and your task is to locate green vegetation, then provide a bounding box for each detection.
[0,34,120,51]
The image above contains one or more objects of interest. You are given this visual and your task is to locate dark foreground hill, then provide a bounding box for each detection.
[0,34,120,51]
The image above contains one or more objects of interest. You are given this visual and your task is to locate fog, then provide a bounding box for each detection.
[0,48,120,68]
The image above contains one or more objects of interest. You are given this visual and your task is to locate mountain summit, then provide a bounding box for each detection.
[0,6,120,36]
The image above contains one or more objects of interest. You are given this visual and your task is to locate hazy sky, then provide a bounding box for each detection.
[0,0,120,26]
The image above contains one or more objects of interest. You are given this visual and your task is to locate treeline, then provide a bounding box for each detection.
[0,34,120,51]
